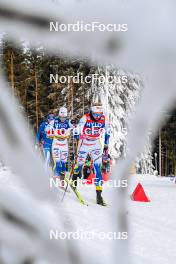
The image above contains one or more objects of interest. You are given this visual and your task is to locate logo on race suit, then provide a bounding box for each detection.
[55,128,67,136]
[82,113,106,138]
[78,150,86,160]
[53,149,60,156]
[54,127,71,138]
[85,122,105,128]
[62,152,68,157]
[55,120,69,129]
[46,128,55,137]
[62,152,68,160]
[79,151,86,155]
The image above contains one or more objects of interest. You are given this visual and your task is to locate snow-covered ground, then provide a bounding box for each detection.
[61,174,176,264]
[0,167,176,264]
[129,174,176,264]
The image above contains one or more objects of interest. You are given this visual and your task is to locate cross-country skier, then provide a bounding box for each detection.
[36,114,55,173]
[102,145,112,173]
[83,154,94,179]
[52,106,74,187]
[72,95,110,206]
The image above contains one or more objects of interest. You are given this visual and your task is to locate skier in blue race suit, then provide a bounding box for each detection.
[36,114,55,174]
[52,107,74,186]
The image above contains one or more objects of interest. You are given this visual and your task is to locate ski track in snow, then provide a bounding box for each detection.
[0,168,176,264]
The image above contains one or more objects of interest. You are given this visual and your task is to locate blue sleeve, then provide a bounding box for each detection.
[36,122,45,143]
[104,115,110,145]
[104,133,110,145]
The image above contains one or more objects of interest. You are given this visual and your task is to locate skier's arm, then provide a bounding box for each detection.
[108,154,112,160]
[74,115,86,140]
[61,119,76,140]
[104,116,110,146]
[69,119,76,129]
[36,122,45,144]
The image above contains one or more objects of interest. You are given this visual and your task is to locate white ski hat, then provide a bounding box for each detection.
[59,106,68,118]
[91,105,103,114]
[91,93,103,113]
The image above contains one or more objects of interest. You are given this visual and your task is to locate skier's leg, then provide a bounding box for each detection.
[52,140,62,177]
[107,162,110,173]
[72,142,87,188]
[42,144,51,174]
[60,142,68,187]
[92,146,107,206]
[92,146,103,186]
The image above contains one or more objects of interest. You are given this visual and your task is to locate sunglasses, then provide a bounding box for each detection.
[93,113,102,117]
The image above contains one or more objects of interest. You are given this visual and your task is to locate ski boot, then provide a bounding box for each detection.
[71,173,78,190]
[96,190,107,206]
[60,172,66,189]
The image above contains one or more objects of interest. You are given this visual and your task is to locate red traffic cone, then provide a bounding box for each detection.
[131,183,150,202]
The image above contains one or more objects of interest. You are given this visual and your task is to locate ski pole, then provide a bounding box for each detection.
[61,139,78,202]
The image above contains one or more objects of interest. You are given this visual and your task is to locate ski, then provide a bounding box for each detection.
[64,177,88,206]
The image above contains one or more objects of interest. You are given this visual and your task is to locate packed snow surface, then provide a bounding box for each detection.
[0,167,175,264]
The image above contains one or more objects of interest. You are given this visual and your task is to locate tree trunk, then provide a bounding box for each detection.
[165,148,168,176]
[10,51,15,95]
[159,128,162,176]
[35,67,39,130]
[67,80,74,117]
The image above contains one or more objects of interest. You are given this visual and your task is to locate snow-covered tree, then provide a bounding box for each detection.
[136,133,155,174]
[90,65,142,160]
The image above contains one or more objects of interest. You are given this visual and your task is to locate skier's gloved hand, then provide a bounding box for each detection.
[70,119,76,126]
[35,142,44,150]
[35,144,39,150]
